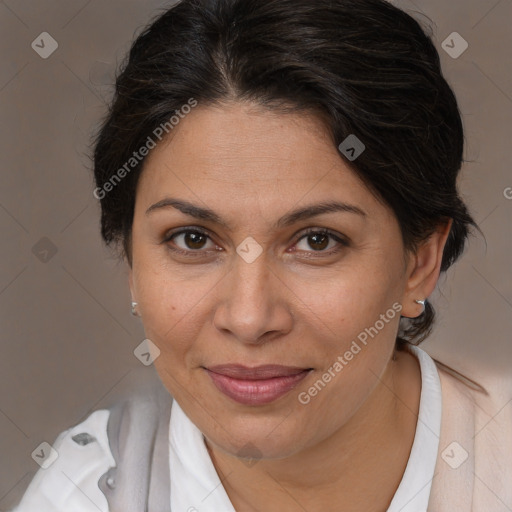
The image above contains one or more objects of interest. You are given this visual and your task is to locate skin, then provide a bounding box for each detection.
[128,101,452,511]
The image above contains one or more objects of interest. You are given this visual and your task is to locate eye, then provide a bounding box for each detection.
[292,228,348,256]
[162,227,349,259]
[163,228,220,257]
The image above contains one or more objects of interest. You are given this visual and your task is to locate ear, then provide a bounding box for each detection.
[400,219,453,318]
[125,255,136,303]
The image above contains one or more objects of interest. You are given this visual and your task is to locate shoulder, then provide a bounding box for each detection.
[10,409,115,512]
[431,358,512,508]
[11,381,174,512]
[433,356,512,415]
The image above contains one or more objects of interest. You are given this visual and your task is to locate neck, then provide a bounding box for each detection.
[205,348,421,512]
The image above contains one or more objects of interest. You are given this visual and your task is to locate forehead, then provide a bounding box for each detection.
[137,102,388,223]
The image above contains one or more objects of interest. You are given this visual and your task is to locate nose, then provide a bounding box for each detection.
[213,252,294,346]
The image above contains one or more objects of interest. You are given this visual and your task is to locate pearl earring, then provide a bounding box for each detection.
[131,301,139,316]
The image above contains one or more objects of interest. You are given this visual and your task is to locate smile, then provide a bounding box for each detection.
[204,364,313,406]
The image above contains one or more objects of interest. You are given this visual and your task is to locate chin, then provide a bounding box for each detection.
[203,418,309,461]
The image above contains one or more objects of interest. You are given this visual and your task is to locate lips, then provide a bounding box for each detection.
[207,364,310,379]
[204,364,312,406]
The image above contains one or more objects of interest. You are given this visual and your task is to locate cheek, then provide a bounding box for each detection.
[133,240,212,309]
[294,321,397,444]
[133,265,202,353]
[293,274,401,421]
[296,264,400,344]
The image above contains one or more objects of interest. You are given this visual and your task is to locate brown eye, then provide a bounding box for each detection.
[163,228,218,256]
[305,232,330,251]
[180,231,208,250]
[294,229,349,256]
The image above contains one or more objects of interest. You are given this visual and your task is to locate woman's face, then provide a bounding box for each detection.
[129,101,416,459]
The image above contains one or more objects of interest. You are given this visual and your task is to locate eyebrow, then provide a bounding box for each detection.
[145,198,366,229]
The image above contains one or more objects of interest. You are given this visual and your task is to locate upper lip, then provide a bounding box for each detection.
[205,364,312,380]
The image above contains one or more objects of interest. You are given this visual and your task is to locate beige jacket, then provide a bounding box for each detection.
[428,360,512,511]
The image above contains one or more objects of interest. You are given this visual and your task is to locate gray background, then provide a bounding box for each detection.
[0,0,511,508]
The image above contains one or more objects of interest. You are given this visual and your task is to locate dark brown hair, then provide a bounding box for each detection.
[93,0,480,347]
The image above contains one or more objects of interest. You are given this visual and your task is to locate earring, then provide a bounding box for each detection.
[414,299,426,312]
[131,301,139,316]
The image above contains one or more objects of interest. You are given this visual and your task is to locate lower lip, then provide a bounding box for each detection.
[205,369,311,406]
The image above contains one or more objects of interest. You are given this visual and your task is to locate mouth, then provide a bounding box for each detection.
[203,364,313,406]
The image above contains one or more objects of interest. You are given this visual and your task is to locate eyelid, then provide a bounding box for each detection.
[297,227,350,246]
[162,226,211,241]
[162,226,218,251]
[162,226,349,257]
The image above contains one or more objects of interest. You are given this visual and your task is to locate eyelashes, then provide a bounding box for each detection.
[162,226,349,259]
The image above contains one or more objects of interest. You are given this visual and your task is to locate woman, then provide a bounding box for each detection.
[11,0,512,510]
